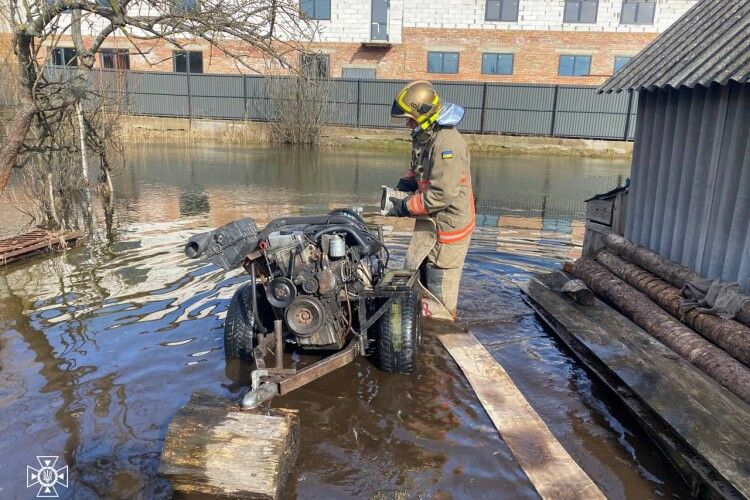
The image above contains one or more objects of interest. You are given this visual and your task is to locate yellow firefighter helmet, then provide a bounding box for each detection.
[390,81,443,130]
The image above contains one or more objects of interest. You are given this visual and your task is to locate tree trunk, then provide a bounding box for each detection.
[604,233,750,327]
[572,257,750,405]
[596,250,750,367]
[75,101,95,228]
[0,35,37,196]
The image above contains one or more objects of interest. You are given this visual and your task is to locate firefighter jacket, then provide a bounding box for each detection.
[401,125,475,255]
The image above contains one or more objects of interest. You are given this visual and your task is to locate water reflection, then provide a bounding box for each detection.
[0,145,689,498]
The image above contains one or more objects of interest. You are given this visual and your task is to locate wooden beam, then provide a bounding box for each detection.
[522,271,750,498]
[438,332,604,500]
[159,392,299,499]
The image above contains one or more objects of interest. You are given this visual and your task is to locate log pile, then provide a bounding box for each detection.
[571,235,750,406]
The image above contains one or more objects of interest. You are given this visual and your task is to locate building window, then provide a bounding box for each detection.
[171,0,199,14]
[485,0,519,22]
[481,53,514,75]
[100,48,130,70]
[50,47,77,67]
[564,0,598,23]
[621,0,656,25]
[613,56,631,72]
[173,50,203,73]
[559,55,591,76]
[300,53,329,78]
[427,52,459,74]
[300,0,331,20]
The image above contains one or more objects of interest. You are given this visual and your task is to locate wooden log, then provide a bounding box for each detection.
[596,251,750,367]
[603,233,750,327]
[572,258,750,405]
[159,392,299,499]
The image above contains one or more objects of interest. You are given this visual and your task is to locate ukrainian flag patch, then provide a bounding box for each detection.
[441,150,454,159]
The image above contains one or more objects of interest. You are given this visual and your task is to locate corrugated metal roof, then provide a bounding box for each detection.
[599,0,750,93]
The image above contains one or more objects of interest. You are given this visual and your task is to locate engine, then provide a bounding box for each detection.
[186,210,387,350]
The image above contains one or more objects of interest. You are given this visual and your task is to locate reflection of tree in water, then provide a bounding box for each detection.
[0,260,168,497]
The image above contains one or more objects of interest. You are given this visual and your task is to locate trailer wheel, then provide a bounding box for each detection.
[225,284,268,360]
[376,290,421,374]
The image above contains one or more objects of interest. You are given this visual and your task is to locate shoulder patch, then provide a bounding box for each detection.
[441,150,454,159]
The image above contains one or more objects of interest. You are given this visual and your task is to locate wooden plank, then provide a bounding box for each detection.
[585,199,613,226]
[439,332,605,500]
[522,271,750,499]
[159,392,299,499]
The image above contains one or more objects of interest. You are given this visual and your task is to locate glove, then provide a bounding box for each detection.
[386,196,409,217]
[395,177,418,192]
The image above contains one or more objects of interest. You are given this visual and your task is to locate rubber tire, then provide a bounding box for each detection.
[224,284,265,360]
[376,290,422,374]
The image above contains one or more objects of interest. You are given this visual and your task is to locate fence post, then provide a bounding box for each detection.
[623,89,634,140]
[479,82,488,134]
[549,85,559,137]
[243,74,248,121]
[186,70,192,120]
[356,79,362,128]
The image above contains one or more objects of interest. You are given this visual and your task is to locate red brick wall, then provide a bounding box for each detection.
[34,27,656,85]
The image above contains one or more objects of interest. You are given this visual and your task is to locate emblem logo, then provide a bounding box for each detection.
[27,456,68,498]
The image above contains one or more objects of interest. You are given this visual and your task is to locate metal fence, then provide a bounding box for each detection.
[63,69,639,140]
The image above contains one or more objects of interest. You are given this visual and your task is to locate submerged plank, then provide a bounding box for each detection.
[159,392,299,499]
[0,230,84,264]
[522,271,750,498]
[439,332,604,500]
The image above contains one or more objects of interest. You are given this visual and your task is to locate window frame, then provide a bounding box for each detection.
[300,52,330,79]
[51,47,78,67]
[100,48,131,70]
[427,51,460,74]
[485,0,519,22]
[481,52,514,75]
[563,0,599,24]
[172,50,203,73]
[620,0,656,25]
[299,0,331,20]
[558,54,592,77]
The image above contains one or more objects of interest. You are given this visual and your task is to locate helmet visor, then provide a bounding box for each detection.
[390,100,410,118]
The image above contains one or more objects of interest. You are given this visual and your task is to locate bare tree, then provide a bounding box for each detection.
[265,53,332,145]
[0,0,313,196]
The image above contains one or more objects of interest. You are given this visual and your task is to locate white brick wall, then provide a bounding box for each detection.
[314,0,404,43]
[313,0,697,42]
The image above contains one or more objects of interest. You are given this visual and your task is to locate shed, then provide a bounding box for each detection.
[599,0,750,292]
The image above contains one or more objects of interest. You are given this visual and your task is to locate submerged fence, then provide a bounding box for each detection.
[62,69,638,140]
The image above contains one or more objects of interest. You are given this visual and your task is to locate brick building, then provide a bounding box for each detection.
[39,0,696,85]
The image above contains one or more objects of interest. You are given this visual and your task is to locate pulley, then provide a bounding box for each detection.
[285,296,325,337]
[266,277,297,308]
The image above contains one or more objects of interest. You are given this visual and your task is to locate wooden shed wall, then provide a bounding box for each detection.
[625,82,750,292]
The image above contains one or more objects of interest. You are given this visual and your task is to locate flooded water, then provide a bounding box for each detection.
[0,144,689,499]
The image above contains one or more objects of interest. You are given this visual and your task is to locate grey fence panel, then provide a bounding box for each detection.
[246,98,273,121]
[191,74,244,97]
[327,103,358,125]
[627,91,639,139]
[130,93,189,117]
[192,96,246,119]
[328,79,358,104]
[554,86,630,138]
[359,103,395,128]
[129,72,188,95]
[245,76,270,99]
[483,84,556,135]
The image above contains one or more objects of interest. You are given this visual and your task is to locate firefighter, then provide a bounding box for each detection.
[386,81,475,320]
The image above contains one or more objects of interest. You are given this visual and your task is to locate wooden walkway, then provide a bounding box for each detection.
[0,229,84,265]
[522,271,750,499]
[438,328,604,500]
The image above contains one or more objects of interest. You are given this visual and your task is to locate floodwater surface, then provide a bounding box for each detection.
[0,145,689,499]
